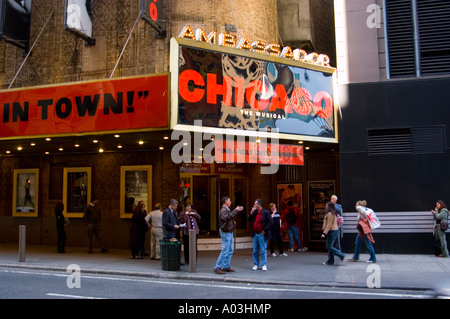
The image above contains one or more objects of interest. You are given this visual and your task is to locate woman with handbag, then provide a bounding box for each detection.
[431,200,449,258]
[348,200,377,263]
[321,202,345,265]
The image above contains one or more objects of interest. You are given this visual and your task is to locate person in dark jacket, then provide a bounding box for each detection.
[214,196,243,274]
[268,203,287,257]
[83,197,108,253]
[129,201,148,259]
[248,199,273,271]
[55,201,66,253]
[162,199,180,240]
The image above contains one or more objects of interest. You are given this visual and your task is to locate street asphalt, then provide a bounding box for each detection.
[0,243,448,293]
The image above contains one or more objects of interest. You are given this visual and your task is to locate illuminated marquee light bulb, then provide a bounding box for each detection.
[179,25,195,40]
[280,46,294,60]
[305,52,319,63]
[266,43,281,57]
[317,54,330,66]
[251,40,267,54]
[237,37,253,51]
[195,28,218,44]
[293,49,307,62]
[219,32,236,47]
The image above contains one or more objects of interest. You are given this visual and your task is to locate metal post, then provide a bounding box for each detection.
[188,229,196,273]
[18,225,26,262]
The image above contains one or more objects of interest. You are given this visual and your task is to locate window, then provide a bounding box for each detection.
[385,0,450,78]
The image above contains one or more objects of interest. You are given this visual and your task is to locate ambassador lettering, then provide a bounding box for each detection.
[1,90,148,123]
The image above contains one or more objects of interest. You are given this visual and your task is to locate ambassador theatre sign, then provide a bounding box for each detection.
[171,26,338,147]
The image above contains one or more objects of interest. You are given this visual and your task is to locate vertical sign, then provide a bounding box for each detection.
[65,0,95,44]
[141,0,164,34]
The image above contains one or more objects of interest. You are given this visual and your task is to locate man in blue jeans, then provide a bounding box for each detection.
[248,199,273,271]
[214,197,243,274]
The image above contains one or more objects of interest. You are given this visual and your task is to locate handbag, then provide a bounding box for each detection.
[64,217,70,226]
[440,221,449,231]
[336,214,344,226]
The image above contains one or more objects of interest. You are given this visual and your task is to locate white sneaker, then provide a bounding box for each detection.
[280,253,288,257]
[262,265,267,271]
[289,248,294,252]
[252,265,258,271]
[271,253,277,257]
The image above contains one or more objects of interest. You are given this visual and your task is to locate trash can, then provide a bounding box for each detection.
[160,240,181,271]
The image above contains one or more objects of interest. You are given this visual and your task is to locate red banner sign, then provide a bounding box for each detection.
[0,74,169,138]
[215,140,304,166]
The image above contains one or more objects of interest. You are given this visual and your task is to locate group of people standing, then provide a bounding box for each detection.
[54,194,449,269]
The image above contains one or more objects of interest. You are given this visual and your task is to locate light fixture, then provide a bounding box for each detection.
[45,152,49,155]
[138,140,144,145]
[45,138,51,141]
[163,136,169,140]
[117,145,123,149]
[30,143,36,146]
[75,144,80,148]
[6,151,10,154]
[114,134,120,138]
[93,140,98,143]
[159,146,164,150]
[59,148,64,151]
[99,148,104,153]
[17,146,23,151]
[298,141,304,144]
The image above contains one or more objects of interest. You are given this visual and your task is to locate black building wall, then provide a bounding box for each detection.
[338,76,450,254]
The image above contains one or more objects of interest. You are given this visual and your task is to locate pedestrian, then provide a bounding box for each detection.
[281,200,305,251]
[214,196,243,274]
[331,195,343,250]
[248,199,273,271]
[348,200,376,263]
[321,201,345,265]
[269,203,287,257]
[431,200,449,258]
[129,201,148,259]
[179,201,201,264]
[83,197,108,254]
[162,199,180,240]
[145,203,163,260]
[54,201,66,253]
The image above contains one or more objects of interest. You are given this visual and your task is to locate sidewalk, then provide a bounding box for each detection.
[0,243,448,291]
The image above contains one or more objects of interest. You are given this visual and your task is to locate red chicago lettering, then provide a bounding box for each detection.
[178,69,333,119]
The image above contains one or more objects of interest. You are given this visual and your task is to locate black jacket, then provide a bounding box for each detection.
[162,207,179,240]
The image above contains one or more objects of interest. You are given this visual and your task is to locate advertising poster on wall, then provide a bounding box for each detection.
[171,37,337,143]
[308,181,334,241]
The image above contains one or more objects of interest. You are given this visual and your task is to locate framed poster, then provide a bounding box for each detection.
[12,168,39,217]
[63,167,91,218]
[277,183,303,242]
[308,181,335,241]
[120,165,152,219]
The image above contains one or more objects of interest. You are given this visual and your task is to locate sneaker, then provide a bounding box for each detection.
[252,265,258,271]
[280,253,288,257]
[298,248,305,252]
[366,260,376,263]
[262,265,267,271]
[289,248,294,252]
[347,257,358,262]
[271,253,277,257]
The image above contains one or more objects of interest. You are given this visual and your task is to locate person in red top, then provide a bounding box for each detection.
[248,199,273,271]
[281,200,305,251]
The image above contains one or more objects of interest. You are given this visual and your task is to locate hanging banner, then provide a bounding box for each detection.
[0,73,169,138]
[215,140,304,166]
[170,37,338,143]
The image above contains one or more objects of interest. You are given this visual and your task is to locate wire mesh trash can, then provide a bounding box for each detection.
[160,240,181,271]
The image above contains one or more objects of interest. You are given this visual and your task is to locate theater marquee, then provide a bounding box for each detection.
[170,32,338,143]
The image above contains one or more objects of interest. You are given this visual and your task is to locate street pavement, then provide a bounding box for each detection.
[0,243,448,292]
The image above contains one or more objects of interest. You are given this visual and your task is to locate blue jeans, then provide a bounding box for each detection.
[252,233,267,267]
[215,231,234,269]
[287,225,303,249]
[325,230,345,265]
[353,234,376,262]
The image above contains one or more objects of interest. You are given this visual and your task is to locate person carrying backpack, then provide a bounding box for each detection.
[282,201,305,251]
